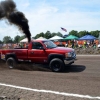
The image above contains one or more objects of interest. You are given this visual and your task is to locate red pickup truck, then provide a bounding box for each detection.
[0,40,76,72]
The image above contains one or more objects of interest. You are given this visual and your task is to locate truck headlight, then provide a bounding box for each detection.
[65,52,72,58]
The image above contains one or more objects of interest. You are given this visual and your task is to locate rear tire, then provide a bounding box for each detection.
[6,57,17,69]
[49,58,65,72]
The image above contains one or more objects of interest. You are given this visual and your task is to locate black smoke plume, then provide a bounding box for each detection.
[0,0,31,42]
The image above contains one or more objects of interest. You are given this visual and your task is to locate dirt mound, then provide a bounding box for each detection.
[75,48,100,54]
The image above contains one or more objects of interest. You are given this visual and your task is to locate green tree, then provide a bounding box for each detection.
[34,34,41,39]
[19,35,26,41]
[34,32,45,39]
[78,30,89,37]
[44,31,51,39]
[3,36,13,43]
[90,30,100,38]
[56,32,63,37]
[39,32,45,37]
[51,32,57,37]
[0,40,3,43]
[69,30,78,37]
[14,35,21,43]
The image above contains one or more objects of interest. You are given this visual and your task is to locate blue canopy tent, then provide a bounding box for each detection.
[79,35,96,40]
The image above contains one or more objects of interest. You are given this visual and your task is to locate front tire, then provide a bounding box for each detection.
[6,57,17,69]
[49,58,65,72]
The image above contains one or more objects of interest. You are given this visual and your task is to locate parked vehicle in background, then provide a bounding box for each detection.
[0,40,76,72]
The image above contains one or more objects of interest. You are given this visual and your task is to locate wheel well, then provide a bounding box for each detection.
[48,54,64,63]
[5,54,17,62]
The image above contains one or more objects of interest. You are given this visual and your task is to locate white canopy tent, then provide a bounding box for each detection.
[20,38,34,43]
[49,35,63,40]
[36,37,47,40]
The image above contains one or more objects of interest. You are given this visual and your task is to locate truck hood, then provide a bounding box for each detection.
[50,47,74,52]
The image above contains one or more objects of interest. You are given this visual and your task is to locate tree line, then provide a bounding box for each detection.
[0,30,100,43]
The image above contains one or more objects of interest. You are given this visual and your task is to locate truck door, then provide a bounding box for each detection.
[28,42,47,63]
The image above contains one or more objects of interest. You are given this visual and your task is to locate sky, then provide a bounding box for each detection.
[0,0,100,40]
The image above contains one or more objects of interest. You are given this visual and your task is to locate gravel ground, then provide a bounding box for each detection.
[0,59,97,100]
[0,50,100,100]
[0,85,95,100]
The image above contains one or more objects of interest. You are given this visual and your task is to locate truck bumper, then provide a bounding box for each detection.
[64,59,75,65]
[64,56,76,65]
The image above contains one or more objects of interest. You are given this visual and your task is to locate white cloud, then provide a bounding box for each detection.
[24,6,100,37]
[37,7,58,15]
[22,2,30,8]
[0,21,24,41]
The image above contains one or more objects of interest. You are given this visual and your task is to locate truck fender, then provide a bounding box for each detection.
[48,53,64,63]
[5,53,18,62]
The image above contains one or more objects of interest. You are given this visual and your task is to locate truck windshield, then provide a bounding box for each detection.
[43,41,57,49]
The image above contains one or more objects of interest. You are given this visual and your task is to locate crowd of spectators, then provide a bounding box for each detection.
[54,40,100,49]
[0,40,100,50]
[0,43,28,49]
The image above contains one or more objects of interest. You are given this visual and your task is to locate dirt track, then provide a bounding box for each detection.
[0,55,100,100]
